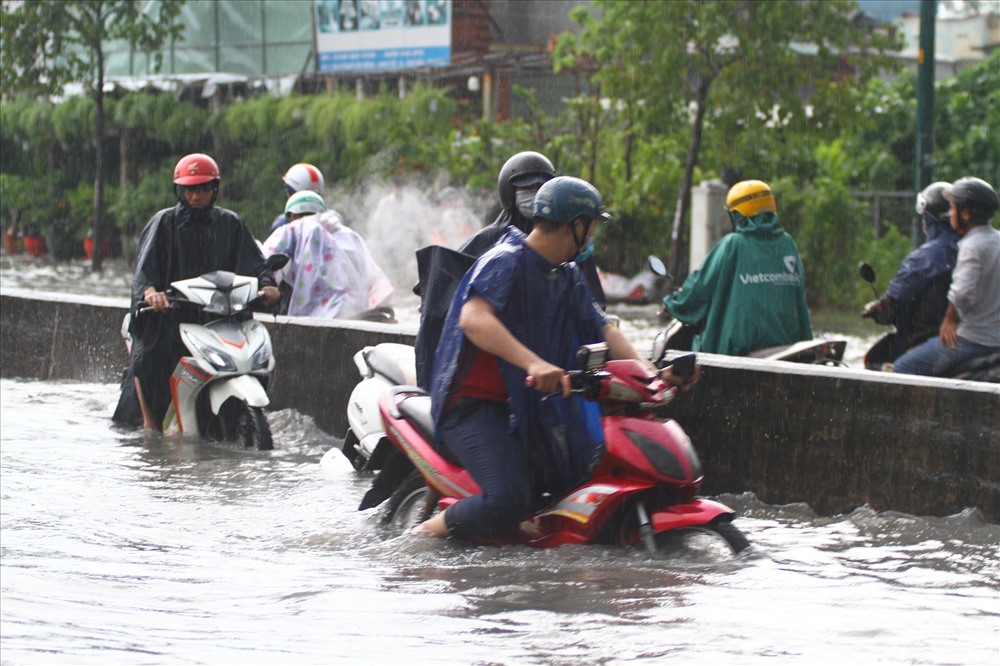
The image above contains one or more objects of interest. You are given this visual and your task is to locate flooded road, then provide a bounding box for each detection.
[1,379,997,664]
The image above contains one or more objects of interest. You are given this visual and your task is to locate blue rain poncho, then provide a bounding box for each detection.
[430,228,609,495]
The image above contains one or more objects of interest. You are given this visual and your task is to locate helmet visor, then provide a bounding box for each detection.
[510,172,552,189]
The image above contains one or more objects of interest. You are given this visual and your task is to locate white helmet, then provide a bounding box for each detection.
[282,163,325,195]
[284,190,326,216]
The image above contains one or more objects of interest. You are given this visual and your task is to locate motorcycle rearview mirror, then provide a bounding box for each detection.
[266,253,290,272]
[577,343,609,370]
[858,262,880,299]
[647,256,669,279]
[651,331,668,367]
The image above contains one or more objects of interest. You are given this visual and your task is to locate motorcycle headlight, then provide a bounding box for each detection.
[251,343,272,371]
[184,335,237,372]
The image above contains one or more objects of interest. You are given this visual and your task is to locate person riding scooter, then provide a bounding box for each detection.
[413,176,696,542]
[414,151,606,390]
[893,177,1000,378]
[864,182,958,362]
[262,190,392,319]
[661,179,813,356]
[112,153,280,431]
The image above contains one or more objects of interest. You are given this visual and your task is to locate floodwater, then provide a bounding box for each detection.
[1,379,997,665]
[3,255,997,664]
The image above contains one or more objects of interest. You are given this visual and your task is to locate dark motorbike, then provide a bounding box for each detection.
[859,262,1000,381]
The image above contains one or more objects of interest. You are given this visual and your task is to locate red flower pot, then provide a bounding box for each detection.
[23,235,47,257]
[83,237,112,259]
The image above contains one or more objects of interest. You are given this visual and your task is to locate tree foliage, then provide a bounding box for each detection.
[1,0,185,265]
[554,0,902,280]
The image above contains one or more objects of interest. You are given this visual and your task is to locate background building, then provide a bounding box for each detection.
[102,1,996,116]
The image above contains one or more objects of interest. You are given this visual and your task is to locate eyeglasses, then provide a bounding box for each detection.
[186,182,216,193]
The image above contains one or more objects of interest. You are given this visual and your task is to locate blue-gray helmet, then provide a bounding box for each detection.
[532,176,610,225]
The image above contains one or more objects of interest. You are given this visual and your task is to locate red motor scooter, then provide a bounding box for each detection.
[360,344,750,556]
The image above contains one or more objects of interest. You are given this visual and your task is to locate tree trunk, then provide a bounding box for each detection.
[667,75,713,285]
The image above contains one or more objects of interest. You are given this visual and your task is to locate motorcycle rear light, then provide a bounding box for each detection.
[624,430,685,479]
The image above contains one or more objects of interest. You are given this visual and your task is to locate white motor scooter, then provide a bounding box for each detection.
[338,343,417,470]
[126,254,288,450]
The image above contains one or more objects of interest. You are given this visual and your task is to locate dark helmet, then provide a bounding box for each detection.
[533,176,610,225]
[944,177,1000,222]
[916,182,952,219]
[497,151,556,213]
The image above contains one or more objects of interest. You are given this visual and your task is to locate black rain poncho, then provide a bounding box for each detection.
[112,203,276,427]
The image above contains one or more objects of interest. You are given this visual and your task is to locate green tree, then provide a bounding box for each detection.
[556,0,900,281]
[1,0,184,270]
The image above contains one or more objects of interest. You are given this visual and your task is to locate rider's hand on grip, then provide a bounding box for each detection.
[525,359,570,398]
[142,287,170,313]
[659,356,700,392]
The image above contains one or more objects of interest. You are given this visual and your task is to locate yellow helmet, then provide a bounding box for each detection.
[726,180,776,217]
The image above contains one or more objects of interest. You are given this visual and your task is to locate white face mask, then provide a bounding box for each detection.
[515,190,536,219]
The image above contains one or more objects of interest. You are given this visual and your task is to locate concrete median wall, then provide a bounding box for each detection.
[3,290,998,523]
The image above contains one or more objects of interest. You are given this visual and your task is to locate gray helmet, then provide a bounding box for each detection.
[916,182,952,219]
[533,176,610,225]
[497,151,556,213]
[945,177,1000,222]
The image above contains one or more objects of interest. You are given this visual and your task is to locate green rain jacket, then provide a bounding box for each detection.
[663,212,813,356]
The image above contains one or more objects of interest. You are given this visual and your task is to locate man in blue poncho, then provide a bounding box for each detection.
[414,177,689,541]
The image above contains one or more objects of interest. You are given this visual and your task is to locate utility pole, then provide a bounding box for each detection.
[913,0,936,247]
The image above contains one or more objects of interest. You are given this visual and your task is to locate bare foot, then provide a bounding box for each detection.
[411,511,448,538]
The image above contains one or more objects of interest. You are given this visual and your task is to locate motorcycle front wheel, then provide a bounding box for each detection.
[650,519,750,560]
[217,398,274,451]
[379,470,438,534]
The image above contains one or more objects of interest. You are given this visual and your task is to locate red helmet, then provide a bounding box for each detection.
[173,153,221,185]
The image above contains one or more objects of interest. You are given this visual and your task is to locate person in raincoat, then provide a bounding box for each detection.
[261,191,392,319]
[662,179,813,356]
[413,177,693,542]
[893,177,1000,377]
[864,182,958,361]
[458,150,606,308]
[412,151,606,391]
[112,153,279,430]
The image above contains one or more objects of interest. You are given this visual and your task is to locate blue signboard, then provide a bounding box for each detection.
[315,0,451,73]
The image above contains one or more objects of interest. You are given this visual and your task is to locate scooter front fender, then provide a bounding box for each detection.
[650,498,735,533]
[209,375,269,413]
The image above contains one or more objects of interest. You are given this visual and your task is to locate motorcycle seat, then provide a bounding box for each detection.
[394,391,463,466]
[366,343,417,386]
[397,393,436,445]
[952,350,1000,382]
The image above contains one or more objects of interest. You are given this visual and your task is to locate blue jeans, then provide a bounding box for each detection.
[440,399,537,541]
[892,335,1000,377]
